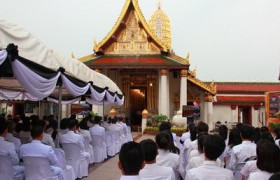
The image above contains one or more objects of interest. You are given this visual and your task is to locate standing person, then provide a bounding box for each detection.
[185,134,234,180]
[248,140,280,180]
[118,142,144,180]
[139,139,175,180]
[224,128,242,168]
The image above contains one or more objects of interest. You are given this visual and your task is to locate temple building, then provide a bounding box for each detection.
[79,0,216,128]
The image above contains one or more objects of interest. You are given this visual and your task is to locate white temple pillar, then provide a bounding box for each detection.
[205,95,214,130]
[172,70,188,127]
[159,69,169,117]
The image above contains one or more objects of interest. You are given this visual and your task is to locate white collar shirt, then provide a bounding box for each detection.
[89,124,105,136]
[180,132,190,143]
[185,161,234,180]
[248,170,273,180]
[42,132,55,147]
[140,163,176,180]
[229,141,256,169]
[187,153,224,170]
[79,129,92,143]
[59,131,85,150]
[0,136,19,165]
[19,140,60,167]
[241,160,258,177]
[187,140,198,157]
[188,150,200,162]
[119,175,141,180]
[156,149,179,170]
[5,133,21,153]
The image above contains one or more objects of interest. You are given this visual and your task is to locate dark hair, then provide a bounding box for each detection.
[119,142,143,175]
[68,119,78,129]
[189,123,197,141]
[218,125,228,141]
[156,131,171,151]
[274,127,280,140]
[31,125,44,138]
[240,124,255,140]
[236,123,244,131]
[203,134,225,160]
[228,128,242,148]
[256,140,280,173]
[79,118,89,130]
[269,173,280,180]
[260,126,269,133]
[7,120,15,133]
[159,122,171,132]
[253,127,261,144]
[197,132,208,153]
[140,139,157,162]
[22,117,31,131]
[32,120,46,128]
[60,118,69,130]
[94,116,102,124]
[260,131,274,143]
[69,114,76,120]
[0,118,8,134]
[111,117,117,124]
[197,122,209,133]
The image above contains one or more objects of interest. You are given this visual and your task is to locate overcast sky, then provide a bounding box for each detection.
[0,0,279,82]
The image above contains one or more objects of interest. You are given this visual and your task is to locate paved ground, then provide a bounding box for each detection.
[84,132,155,180]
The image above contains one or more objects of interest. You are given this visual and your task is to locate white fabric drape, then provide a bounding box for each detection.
[61,75,91,97]
[47,97,81,105]
[0,50,7,65]
[0,89,40,101]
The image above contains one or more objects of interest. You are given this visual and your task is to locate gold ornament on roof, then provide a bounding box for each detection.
[70,52,75,58]
[182,52,190,65]
[148,2,171,49]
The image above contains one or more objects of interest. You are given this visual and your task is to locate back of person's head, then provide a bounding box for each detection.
[228,128,242,148]
[32,120,46,129]
[31,125,44,139]
[60,118,69,130]
[7,120,16,133]
[240,124,255,140]
[140,139,157,162]
[253,127,261,144]
[69,114,76,120]
[256,139,280,173]
[197,121,209,133]
[111,117,117,124]
[94,116,102,124]
[218,125,228,141]
[203,134,225,160]
[156,131,171,151]
[22,117,31,131]
[68,118,78,129]
[269,173,280,180]
[260,131,274,143]
[236,123,243,131]
[159,122,171,132]
[49,120,58,130]
[189,124,197,141]
[119,141,144,175]
[260,126,269,133]
[79,118,89,130]
[197,132,208,153]
[274,127,280,140]
[0,118,8,135]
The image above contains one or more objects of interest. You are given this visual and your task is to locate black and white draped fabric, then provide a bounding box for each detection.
[0,19,124,105]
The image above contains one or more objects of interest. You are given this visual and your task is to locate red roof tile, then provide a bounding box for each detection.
[217,83,280,93]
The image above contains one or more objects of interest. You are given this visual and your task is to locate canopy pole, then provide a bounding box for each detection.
[102,100,105,118]
[56,84,62,148]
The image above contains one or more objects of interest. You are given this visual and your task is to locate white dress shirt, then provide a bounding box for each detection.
[187,140,198,157]
[229,141,256,169]
[0,136,19,165]
[241,160,258,178]
[180,132,190,143]
[42,132,55,147]
[59,130,85,151]
[79,129,92,143]
[156,149,179,169]
[119,175,141,180]
[5,133,21,153]
[248,171,273,180]
[187,153,224,170]
[90,124,106,136]
[188,150,200,162]
[139,163,176,180]
[185,161,234,180]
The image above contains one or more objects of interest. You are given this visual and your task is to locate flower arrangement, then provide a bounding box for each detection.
[145,126,187,135]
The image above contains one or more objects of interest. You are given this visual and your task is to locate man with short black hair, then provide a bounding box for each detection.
[185,134,234,180]
[20,125,62,179]
[139,139,175,180]
[118,141,144,180]
[229,124,256,169]
[5,120,21,153]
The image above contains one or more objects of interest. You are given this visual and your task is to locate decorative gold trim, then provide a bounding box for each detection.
[187,76,216,95]
[180,70,187,77]
[168,53,189,65]
[94,0,168,53]
[160,69,168,76]
[78,54,97,62]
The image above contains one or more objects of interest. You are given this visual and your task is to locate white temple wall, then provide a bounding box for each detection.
[168,71,180,119]
[251,106,266,128]
[213,105,232,125]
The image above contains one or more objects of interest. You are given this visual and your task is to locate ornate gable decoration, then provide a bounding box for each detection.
[94,0,168,55]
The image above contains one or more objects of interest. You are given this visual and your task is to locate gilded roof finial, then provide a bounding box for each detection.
[70,52,75,58]
[157,0,162,9]
[193,66,197,77]
[210,80,217,93]
[183,52,190,65]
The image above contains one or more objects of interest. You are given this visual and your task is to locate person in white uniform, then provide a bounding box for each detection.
[185,134,234,180]
[118,141,144,180]
[139,139,175,180]
[34,120,55,147]
[248,139,280,180]
[0,118,25,178]
[229,124,256,170]
[20,125,62,179]
[5,120,21,153]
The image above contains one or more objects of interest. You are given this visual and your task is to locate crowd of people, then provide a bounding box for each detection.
[0,113,133,180]
[118,122,280,180]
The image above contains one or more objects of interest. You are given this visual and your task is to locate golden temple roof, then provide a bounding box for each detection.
[149,4,171,49]
[93,0,168,53]
[187,75,217,95]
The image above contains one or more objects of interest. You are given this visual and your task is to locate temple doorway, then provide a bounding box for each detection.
[130,87,147,126]
[238,106,252,125]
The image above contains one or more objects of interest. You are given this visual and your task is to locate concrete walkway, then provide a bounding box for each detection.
[85,133,154,180]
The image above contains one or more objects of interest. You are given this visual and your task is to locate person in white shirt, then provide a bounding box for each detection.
[20,125,62,179]
[118,141,144,180]
[229,124,256,170]
[139,139,175,180]
[5,120,21,153]
[241,160,257,180]
[155,131,180,179]
[0,118,25,178]
[59,118,69,135]
[185,134,234,180]
[248,139,280,180]
[34,120,55,147]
